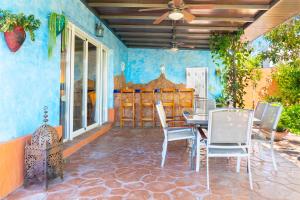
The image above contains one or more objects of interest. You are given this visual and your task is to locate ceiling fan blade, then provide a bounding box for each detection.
[153,12,170,24]
[182,10,196,22]
[139,7,168,12]
[173,0,183,7]
[181,45,195,48]
[185,4,214,9]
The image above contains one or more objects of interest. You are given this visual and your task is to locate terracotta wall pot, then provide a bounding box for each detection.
[4,26,26,52]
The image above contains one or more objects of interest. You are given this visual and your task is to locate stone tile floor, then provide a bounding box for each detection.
[5,128,300,200]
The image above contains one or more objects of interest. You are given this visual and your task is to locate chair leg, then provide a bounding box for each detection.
[161,139,168,167]
[190,139,196,170]
[133,106,135,128]
[236,157,241,173]
[247,155,253,190]
[120,107,123,128]
[270,141,278,171]
[206,154,210,190]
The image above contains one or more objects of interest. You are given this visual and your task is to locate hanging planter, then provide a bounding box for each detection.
[48,12,68,58]
[0,10,41,52]
[4,26,26,52]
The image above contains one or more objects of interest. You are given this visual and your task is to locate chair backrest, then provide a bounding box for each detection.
[140,88,154,104]
[254,101,268,120]
[178,88,194,108]
[207,109,253,146]
[160,88,175,103]
[260,103,283,131]
[194,98,216,115]
[120,88,135,104]
[156,101,168,129]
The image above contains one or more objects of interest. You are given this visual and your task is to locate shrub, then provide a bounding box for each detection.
[272,61,300,105]
[279,104,300,135]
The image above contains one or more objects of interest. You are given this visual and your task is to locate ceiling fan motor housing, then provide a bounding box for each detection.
[169,9,184,20]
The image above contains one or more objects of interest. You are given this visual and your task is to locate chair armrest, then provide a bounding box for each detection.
[165,127,193,133]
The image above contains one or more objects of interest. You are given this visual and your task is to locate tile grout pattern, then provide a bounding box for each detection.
[5,128,300,200]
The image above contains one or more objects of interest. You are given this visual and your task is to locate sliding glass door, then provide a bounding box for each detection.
[60,22,109,140]
[73,35,85,133]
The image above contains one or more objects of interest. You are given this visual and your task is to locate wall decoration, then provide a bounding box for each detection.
[48,12,68,58]
[0,10,41,52]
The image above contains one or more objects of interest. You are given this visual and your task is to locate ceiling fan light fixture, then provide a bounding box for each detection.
[168,10,183,20]
[170,45,179,52]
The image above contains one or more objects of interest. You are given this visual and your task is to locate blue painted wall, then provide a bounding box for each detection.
[126,48,222,98]
[0,0,127,141]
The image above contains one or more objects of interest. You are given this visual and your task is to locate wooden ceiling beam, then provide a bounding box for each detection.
[111,24,239,31]
[117,31,211,37]
[122,37,209,44]
[89,3,270,10]
[125,42,209,47]
[100,15,255,22]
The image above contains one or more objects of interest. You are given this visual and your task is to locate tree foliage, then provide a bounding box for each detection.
[210,30,261,108]
[272,61,300,105]
[262,17,300,64]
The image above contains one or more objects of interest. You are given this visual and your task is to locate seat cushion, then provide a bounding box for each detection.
[208,147,247,157]
[168,130,195,141]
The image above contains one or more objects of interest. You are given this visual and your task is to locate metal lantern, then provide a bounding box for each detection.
[24,106,63,189]
[95,23,104,37]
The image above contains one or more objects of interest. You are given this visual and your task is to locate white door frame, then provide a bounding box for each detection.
[63,22,109,140]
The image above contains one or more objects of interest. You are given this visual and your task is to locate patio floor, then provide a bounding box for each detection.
[6,128,300,200]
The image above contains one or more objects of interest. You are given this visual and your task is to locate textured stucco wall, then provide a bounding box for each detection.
[0,0,127,141]
[126,48,222,98]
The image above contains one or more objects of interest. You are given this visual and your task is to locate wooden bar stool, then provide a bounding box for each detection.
[120,88,135,128]
[175,88,194,126]
[140,89,155,127]
[178,88,194,113]
[160,88,175,125]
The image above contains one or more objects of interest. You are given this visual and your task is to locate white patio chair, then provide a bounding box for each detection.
[206,109,254,190]
[156,101,196,168]
[253,103,283,171]
[253,101,268,126]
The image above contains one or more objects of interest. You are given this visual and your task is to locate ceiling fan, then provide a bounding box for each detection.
[139,0,213,24]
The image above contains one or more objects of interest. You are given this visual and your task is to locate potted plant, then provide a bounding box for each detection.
[48,12,68,58]
[0,10,41,52]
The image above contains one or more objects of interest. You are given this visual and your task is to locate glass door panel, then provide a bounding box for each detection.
[87,43,97,126]
[73,36,85,132]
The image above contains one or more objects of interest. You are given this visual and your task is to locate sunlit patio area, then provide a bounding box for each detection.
[1,0,300,199]
[5,128,300,200]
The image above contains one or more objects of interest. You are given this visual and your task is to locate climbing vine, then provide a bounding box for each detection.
[209,30,261,108]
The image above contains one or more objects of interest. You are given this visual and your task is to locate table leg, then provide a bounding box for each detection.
[196,130,200,172]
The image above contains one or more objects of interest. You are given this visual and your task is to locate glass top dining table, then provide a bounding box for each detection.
[182,111,209,126]
[182,111,208,172]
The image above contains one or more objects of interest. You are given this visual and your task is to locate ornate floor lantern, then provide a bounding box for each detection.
[24,107,63,189]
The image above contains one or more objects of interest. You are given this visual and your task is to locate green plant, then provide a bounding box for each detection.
[279,104,300,135]
[0,9,41,41]
[276,121,286,132]
[214,93,228,108]
[272,61,300,105]
[210,29,261,108]
[265,95,282,103]
[260,16,300,64]
[48,12,68,58]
